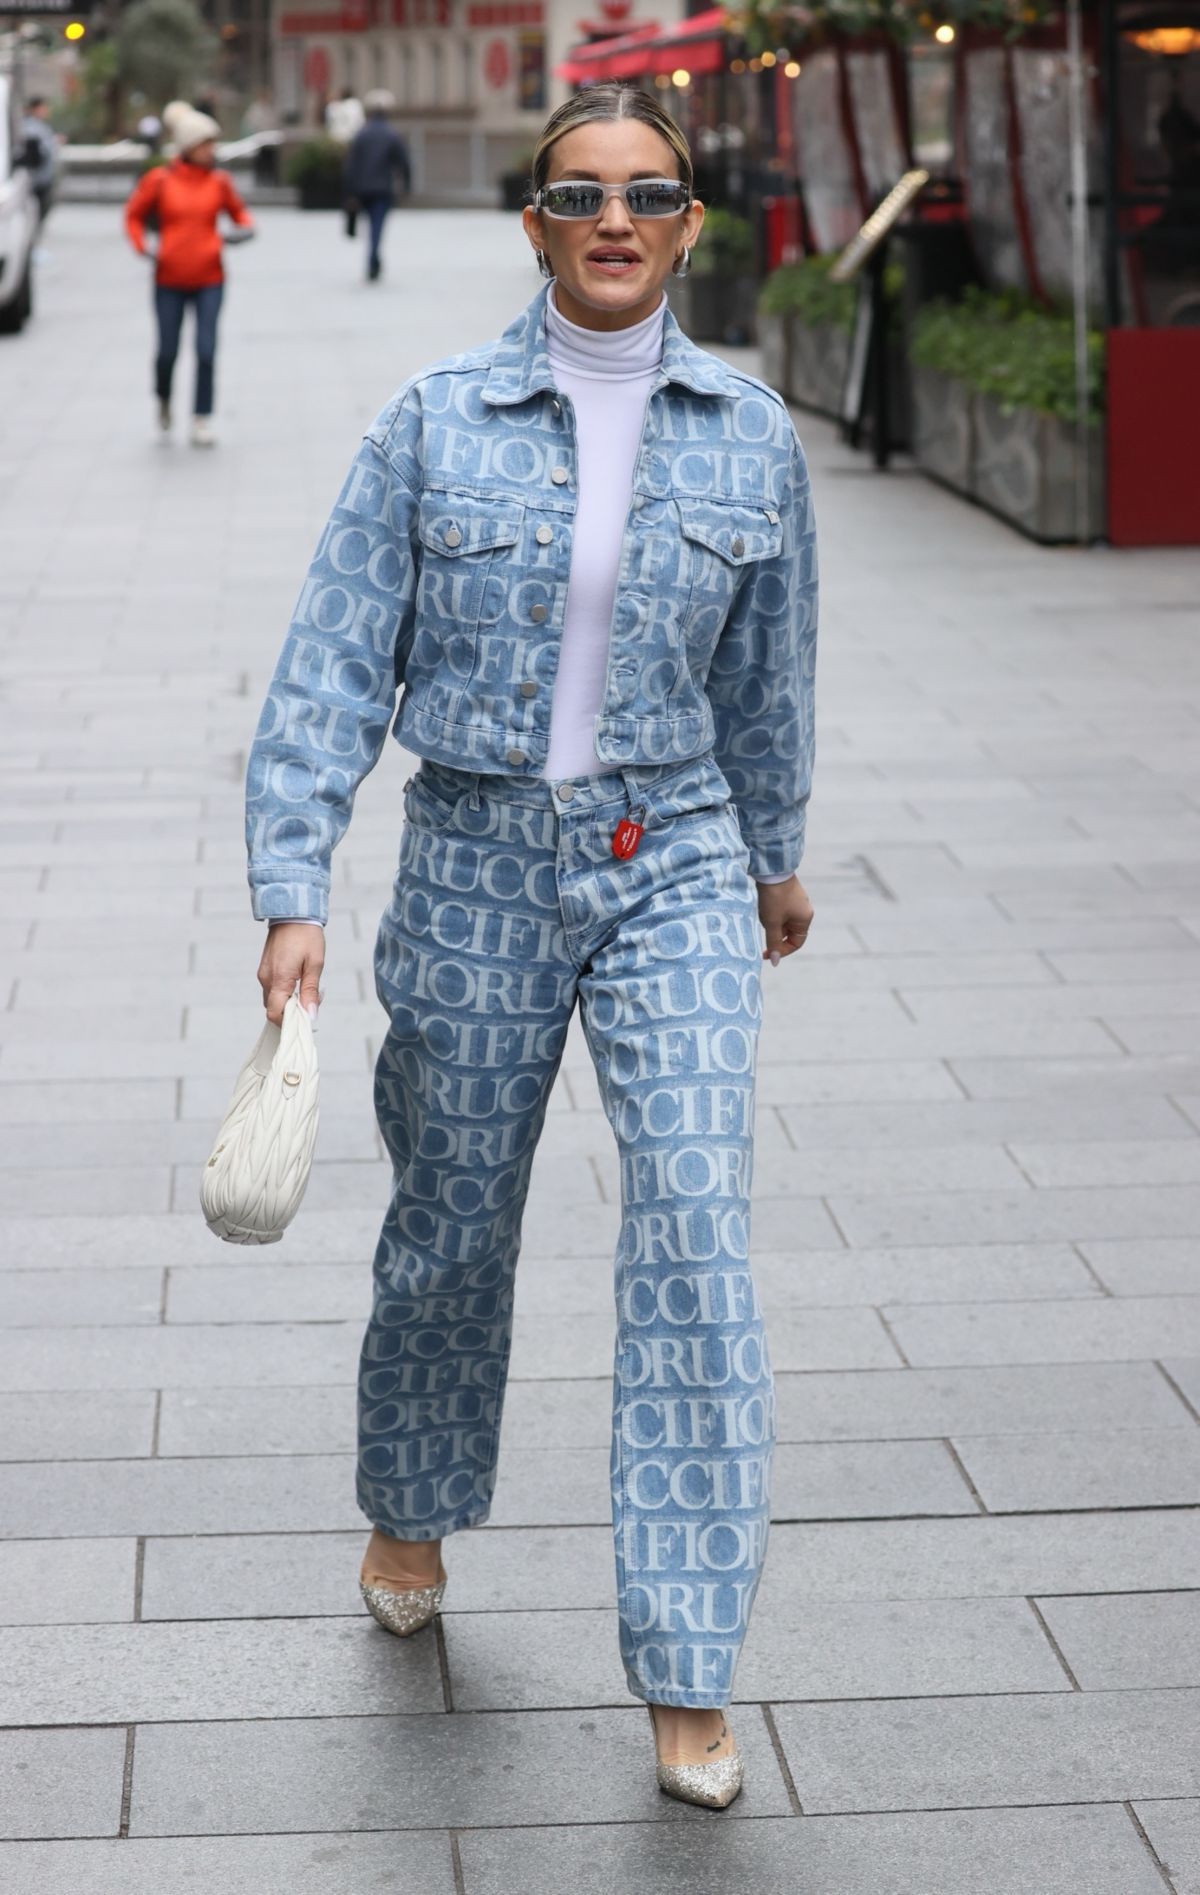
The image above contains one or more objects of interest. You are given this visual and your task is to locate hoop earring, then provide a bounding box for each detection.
[672,246,692,279]
[535,250,554,280]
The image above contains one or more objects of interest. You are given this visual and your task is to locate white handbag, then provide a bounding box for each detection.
[200,994,320,1244]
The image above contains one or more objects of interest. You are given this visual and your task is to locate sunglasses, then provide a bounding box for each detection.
[534,178,692,220]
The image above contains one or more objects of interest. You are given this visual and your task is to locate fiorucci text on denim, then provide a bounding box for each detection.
[244,281,818,916]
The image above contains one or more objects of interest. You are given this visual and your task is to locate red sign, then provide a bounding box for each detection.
[392,0,449,20]
[303,45,331,87]
[467,2,542,23]
[484,35,510,87]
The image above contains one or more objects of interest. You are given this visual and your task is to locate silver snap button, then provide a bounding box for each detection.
[530,604,548,623]
[731,536,745,557]
[506,747,526,766]
[535,525,553,545]
[766,510,779,525]
[550,467,569,485]
[519,680,537,698]
[443,525,462,548]
[556,783,575,801]
[550,399,561,415]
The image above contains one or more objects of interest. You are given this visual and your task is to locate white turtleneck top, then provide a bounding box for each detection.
[543,285,665,781]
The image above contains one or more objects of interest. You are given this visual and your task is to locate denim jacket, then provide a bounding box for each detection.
[245,284,817,923]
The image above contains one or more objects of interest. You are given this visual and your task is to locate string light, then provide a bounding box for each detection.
[784,58,801,76]
[934,22,956,41]
[671,67,690,85]
[760,48,776,65]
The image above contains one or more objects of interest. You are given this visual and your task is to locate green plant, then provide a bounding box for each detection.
[115,0,216,111]
[910,287,1104,421]
[693,207,755,277]
[734,0,1061,51]
[283,138,345,191]
[758,254,856,327]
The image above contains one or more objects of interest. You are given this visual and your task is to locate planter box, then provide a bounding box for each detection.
[758,310,789,396]
[911,364,976,494]
[786,319,851,419]
[667,274,758,345]
[973,394,1104,543]
[912,367,1103,543]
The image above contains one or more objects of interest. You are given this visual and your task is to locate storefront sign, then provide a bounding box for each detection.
[484,36,511,88]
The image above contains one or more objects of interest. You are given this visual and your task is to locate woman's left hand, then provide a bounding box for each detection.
[756,877,814,967]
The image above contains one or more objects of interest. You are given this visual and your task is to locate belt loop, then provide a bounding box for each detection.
[466,771,482,812]
[619,765,645,814]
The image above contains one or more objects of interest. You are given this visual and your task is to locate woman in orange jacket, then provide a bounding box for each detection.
[124,101,254,447]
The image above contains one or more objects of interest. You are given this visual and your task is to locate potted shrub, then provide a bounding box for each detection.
[284,137,345,211]
[910,290,1105,542]
[757,256,855,415]
[498,150,534,212]
[668,207,756,344]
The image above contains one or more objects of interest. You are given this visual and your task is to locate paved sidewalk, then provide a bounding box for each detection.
[3,206,1200,1893]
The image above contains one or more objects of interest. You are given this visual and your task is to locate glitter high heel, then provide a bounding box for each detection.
[647,1704,744,1809]
[359,1562,447,1637]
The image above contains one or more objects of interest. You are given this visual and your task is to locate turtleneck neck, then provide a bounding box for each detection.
[545,284,666,382]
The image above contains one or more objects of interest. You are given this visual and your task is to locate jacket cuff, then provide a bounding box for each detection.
[744,818,806,883]
[755,869,797,885]
[250,879,329,926]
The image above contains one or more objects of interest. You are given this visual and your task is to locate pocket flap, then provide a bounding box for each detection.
[418,495,524,557]
[676,498,783,565]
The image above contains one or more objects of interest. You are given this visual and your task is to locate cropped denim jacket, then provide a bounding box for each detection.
[245,284,818,923]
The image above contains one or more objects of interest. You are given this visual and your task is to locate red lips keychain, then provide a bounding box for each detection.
[612,804,647,860]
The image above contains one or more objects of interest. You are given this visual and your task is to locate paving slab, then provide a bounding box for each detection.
[456,1806,1168,1895]
[882,1293,1200,1366]
[952,1427,1200,1511]
[1134,1800,1200,1895]
[0,1832,458,1895]
[0,1454,362,1539]
[0,1390,156,1461]
[443,1595,1066,1710]
[0,1538,136,1626]
[0,1728,127,1840]
[1038,1591,1200,1690]
[772,1687,1200,1813]
[127,1708,791,1835]
[2,1616,443,1724]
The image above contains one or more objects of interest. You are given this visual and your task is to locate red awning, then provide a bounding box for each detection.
[558,7,728,83]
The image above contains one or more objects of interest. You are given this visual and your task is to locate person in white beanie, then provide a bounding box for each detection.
[123,101,255,446]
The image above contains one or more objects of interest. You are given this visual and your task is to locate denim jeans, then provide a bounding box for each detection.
[362,193,389,269]
[356,752,774,1708]
[154,282,224,416]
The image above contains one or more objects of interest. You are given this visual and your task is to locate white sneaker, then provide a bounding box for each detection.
[190,416,216,448]
[157,400,171,434]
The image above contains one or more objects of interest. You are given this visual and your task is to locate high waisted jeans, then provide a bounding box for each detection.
[356,752,774,1708]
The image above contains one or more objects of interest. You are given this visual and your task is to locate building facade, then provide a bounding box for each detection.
[272,0,681,201]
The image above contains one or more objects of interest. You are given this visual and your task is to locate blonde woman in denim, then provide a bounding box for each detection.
[247,84,817,1808]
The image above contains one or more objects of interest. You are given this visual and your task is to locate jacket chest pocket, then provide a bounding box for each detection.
[413,494,524,685]
[675,498,784,641]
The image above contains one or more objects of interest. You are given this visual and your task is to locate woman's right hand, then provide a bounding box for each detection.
[257,922,325,1026]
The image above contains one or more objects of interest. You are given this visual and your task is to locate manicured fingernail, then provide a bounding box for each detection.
[769,951,782,968]
[306,1003,319,1027]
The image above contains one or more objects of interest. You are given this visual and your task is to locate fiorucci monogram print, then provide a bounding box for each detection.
[244,284,818,1709]
[244,282,817,921]
[359,755,772,1708]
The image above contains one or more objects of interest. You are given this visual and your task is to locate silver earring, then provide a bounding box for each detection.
[535,250,554,280]
[672,246,691,279]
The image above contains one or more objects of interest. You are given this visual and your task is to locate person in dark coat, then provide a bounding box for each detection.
[343,90,411,282]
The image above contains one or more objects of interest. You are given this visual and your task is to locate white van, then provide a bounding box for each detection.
[0,74,38,333]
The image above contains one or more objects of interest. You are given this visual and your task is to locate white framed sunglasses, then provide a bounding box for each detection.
[534,178,692,220]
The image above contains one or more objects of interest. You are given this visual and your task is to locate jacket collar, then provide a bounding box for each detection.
[481,282,741,406]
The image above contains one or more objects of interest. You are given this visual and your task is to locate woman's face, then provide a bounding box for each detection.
[522,118,704,331]
[187,139,217,167]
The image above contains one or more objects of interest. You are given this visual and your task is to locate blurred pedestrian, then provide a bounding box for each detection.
[325,87,364,145]
[343,90,410,282]
[20,98,57,226]
[241,89,279,187]
[123,101,255,447]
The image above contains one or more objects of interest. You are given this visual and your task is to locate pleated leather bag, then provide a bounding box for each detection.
[200,994,319,1244]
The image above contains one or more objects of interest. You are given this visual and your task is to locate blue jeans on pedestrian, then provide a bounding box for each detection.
[357,753,774,1709]
[154,283,224,416]
[362,193,390,271]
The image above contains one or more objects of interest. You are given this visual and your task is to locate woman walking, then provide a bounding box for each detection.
[124,101,254,446]
[246,84,817,1808]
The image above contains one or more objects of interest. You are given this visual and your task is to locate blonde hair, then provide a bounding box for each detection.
[531,84,693,197]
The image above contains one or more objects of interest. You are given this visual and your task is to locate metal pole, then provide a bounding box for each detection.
[1065,0,1092,543]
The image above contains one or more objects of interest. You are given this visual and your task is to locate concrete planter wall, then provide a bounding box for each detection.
[758,310,789,394]
[972,394,1104,542]
[912,366,1103,541]
[786,319,851,419]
